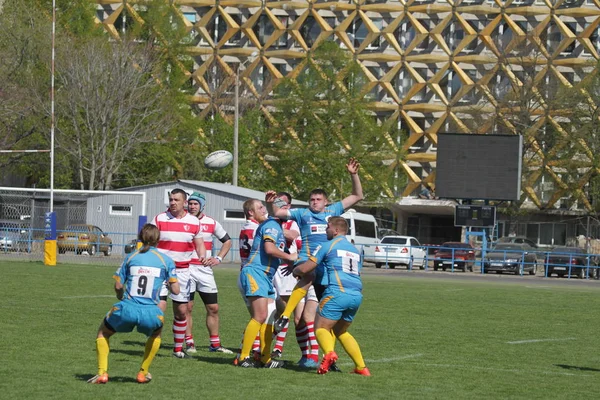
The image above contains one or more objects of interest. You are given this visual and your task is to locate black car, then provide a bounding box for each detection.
[483,243,538,275]
[545,247,597,279]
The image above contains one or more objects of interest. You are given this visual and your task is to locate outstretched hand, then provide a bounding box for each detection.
[265,190,277,203]
[346,157,360,175]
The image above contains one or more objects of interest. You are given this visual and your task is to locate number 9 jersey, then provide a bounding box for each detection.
[114,248,178,306]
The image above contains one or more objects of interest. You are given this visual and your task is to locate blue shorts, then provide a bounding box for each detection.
[318,290,362,322]
[104,300,164,337]
[240,267,275,299]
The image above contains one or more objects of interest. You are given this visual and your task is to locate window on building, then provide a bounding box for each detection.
[351,17,383,49]
[253,14,288,48]
[300,16,334,47]
[109,205,133,216]
[216,14,242,45]
[224,210,245,221]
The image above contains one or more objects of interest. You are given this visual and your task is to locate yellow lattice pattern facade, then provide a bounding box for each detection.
[94,0,600,210]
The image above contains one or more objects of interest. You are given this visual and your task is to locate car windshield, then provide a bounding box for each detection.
[552,247,584,254]
[492,244,522,251]
[381,237,408,245]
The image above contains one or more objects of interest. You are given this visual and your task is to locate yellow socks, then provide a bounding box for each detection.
[337,331,366,370]
[315,328,335,354]
[259,323,275,364]
[281,287,307,319]
[140,336,161,374]
[240,319,262,359]
[95,337,110,375]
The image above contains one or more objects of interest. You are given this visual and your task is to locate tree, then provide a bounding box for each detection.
[253,41,404,201]
[53,36,184,190]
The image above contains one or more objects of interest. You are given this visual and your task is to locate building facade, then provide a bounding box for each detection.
[93,0,600,244]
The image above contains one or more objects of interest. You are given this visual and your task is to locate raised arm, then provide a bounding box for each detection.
[341,157,364,210]
[265,190,291,219]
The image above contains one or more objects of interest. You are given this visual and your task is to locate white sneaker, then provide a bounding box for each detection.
[172,350,186,359]
[209,345,234,354]
[186,344,197,354]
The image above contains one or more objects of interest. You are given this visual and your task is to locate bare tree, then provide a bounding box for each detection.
[53,37,179,190]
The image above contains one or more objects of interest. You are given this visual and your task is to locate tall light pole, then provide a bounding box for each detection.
[233,52,258,186]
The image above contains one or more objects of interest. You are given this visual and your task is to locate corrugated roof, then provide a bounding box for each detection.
[178,180,309,206]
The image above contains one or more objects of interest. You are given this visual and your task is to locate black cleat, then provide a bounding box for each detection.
[237,357,257,368]
[329,362,342,373]
[262,359,286,369]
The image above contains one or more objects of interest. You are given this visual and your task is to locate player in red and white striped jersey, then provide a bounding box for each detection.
[185,192,233,354]
[152,188,206,358]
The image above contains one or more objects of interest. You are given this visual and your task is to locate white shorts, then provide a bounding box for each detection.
[305,285,318,303]
[164,267,190,303]
[189,264,218,294]
[273,266,298,298]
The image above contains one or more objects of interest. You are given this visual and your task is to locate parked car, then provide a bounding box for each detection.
[57,224,112,256]
[545,246,597,279]
[374,235,427,269]
[124,239,137,254]
[496,236,538,248]
[482,243,538,275]
[0,222,28,252]
[433,242,476,272]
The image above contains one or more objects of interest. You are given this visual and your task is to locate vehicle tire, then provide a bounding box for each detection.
[389,264,396,269]
[516,264,524,276]
[375,263,382,269]
[434,266,438,271]
[577,267,586,279]
[89,245,96,256]
[529,263,537,276]
[545,267,552,277]
[557,273,565,278]
[103,245,112,257]
[442,267,447,272]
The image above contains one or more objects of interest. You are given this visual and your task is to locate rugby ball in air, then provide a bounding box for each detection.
[204,150,233,170]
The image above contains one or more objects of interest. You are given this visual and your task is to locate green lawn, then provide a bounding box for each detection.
[1,261,599,399]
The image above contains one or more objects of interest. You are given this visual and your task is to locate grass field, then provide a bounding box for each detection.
[1,261,599,399]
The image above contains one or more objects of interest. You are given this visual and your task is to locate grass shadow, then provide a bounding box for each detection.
[75,373,138,383]
[555,364,600,372]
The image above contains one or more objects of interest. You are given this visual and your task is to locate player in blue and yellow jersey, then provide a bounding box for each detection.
[293,217,370,376]
[268,158,363,340]
[87,224,180,384]
[237,199,298,368]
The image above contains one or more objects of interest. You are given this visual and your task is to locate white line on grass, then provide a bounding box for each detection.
[507,338,576,344]
[338,353,424,366]
[422,363,589,377]
[60,295,115,299]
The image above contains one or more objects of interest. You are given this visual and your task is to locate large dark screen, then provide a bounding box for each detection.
[435,134,522,201]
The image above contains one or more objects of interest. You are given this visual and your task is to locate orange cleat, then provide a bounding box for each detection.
[317,351,339,375]
[87,373,109,384]
[352,367,371,376]
[136,372,152,383]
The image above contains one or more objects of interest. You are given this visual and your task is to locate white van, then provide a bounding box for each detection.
[341,209,379,263]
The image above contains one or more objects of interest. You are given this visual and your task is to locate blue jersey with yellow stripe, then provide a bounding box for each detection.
[309,235,363,294]
[245,217,286,280]
[113,247,177,306]
[289,201,345,263]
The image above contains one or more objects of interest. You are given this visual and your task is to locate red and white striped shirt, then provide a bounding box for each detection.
[190,214,228,264]
[239,219,259,268]
[152,210,201,269]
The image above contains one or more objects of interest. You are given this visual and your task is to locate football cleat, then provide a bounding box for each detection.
[317,351,339,375]
[271,349,283,359]
[298,357,319,369]
[172,350,186,359]
[209,345,234,354]
[329,362,342,373]
[273,316,289,334]
[185,344,197,354]
[237,357,257,368]
[87,373,108,384]
[262,359,286,369]
[136,372,152,383]
[352,367,371,376]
